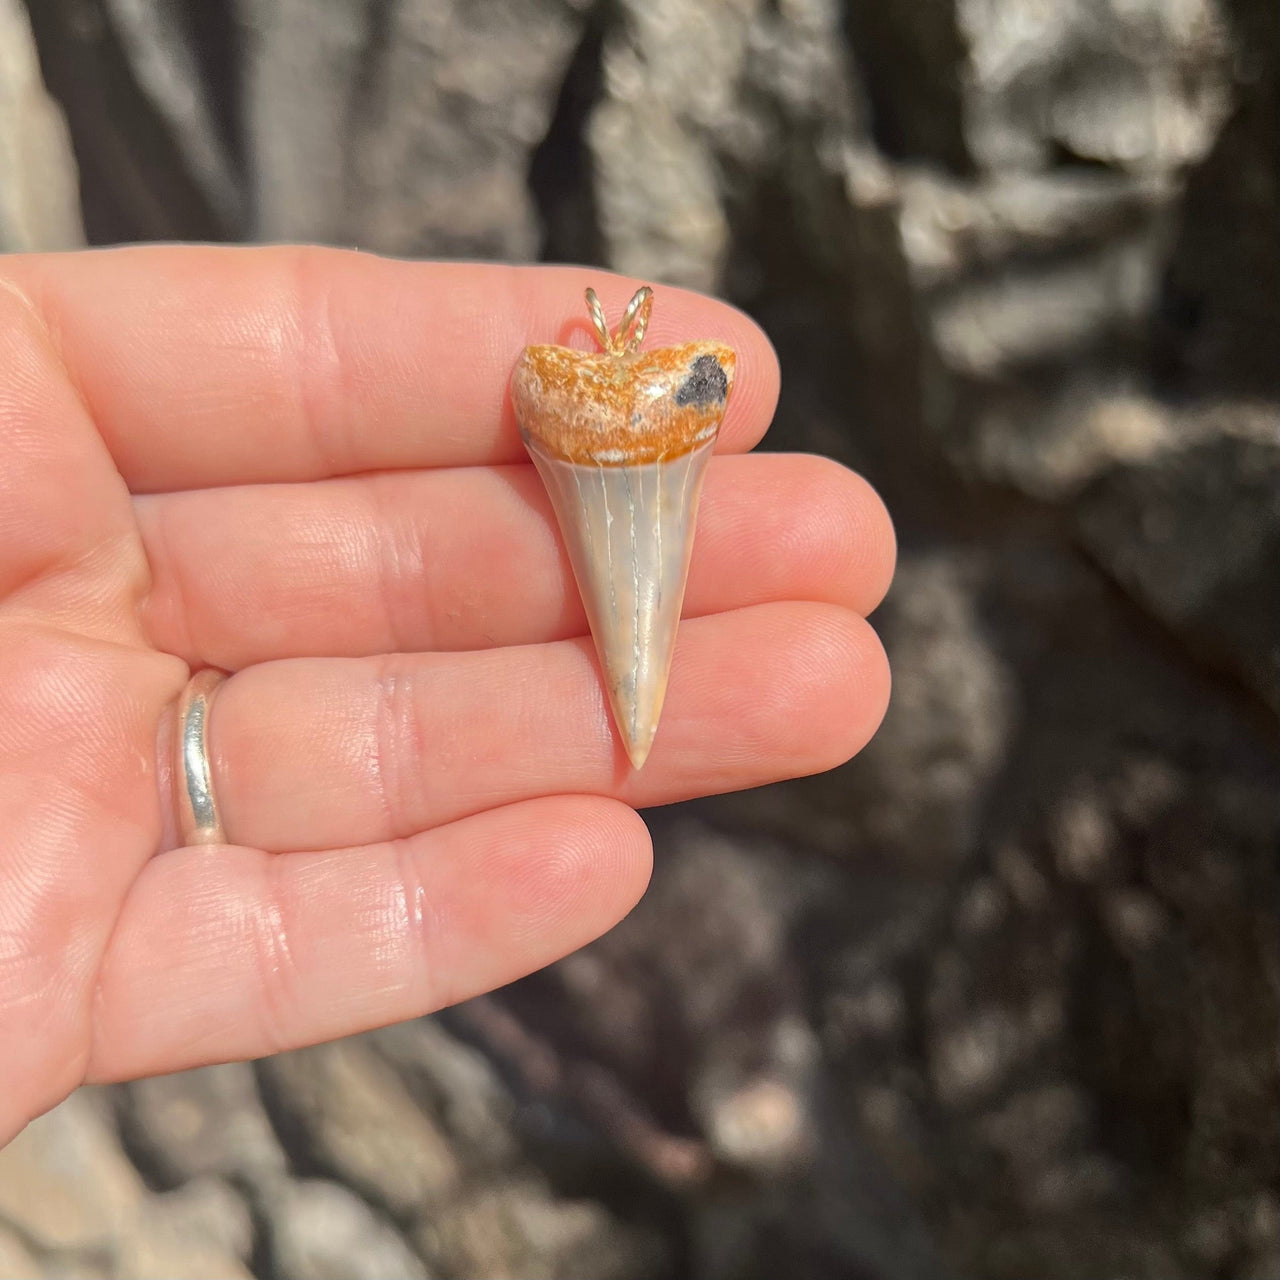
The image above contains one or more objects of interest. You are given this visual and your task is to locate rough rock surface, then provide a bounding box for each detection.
[6,0,1280,1277]
[261,1178,431,1280]
[0,1090,252,1277]
[0,0,83,249]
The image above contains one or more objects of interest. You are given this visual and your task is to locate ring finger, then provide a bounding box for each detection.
[194,601,890,853]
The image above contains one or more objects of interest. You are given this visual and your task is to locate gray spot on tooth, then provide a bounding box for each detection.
[674,354,728,407]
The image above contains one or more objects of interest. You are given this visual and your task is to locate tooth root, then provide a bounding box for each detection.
[528,439,714,769]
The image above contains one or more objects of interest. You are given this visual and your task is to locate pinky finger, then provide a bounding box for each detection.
[87,796,652,1081]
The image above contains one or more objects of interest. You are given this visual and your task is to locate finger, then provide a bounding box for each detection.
[202,602,890,853]
[136,454,896,667]
[5,247,779,493]
[0,628,186,1134]
[88,795,651,1079]
[0,277,143,634]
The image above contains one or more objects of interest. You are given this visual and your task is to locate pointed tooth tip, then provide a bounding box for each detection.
[617,709,659,770]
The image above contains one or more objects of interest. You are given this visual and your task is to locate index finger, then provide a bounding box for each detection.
[1,246,780,493]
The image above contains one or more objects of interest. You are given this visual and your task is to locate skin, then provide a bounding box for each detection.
[0,246,895,1145]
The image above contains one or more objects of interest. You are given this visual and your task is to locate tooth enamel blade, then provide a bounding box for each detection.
[526,438,713,769]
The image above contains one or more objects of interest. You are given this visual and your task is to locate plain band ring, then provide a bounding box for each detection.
[175,668,227,845]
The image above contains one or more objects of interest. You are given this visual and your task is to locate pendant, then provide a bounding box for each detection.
[511,286,737,768]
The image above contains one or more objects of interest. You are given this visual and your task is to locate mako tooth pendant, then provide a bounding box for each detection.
[510,286,736,769]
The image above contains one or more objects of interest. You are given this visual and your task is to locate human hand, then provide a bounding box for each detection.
[0,247,893,1142]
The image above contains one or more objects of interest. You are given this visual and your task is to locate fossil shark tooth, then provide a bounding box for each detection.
[511,285,736,769]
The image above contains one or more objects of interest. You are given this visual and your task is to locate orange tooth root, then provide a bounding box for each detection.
[511,340,736,466]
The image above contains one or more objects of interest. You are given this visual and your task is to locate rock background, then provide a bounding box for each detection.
[1,0,1278,1276]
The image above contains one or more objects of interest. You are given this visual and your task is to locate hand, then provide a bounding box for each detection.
[0,247,894,1142]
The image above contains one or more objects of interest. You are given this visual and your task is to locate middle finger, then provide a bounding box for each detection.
[136,454,895,667]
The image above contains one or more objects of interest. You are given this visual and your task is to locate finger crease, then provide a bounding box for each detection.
[391,837,441,1012]
[369,480,418,654]
[291,248,352,479]
[372,656,428,841]
[248,858,302,1059]
[148,499,200,661]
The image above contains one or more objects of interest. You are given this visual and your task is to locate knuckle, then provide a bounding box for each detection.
[371,655,431,839]
[248,862,302,1057]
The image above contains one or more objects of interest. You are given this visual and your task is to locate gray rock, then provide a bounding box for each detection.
[19,0,228,241]
[0,1090,251,1278]
[1075,401,1280,709]
[962,383,1181,499]
[1158,0,1280,397]
[145,1177,254,1268]
[240,0,591,255]
[0,0,83,250]
[0,1090,146,1257]
[589,0,869,291]
[415,1176,666,1280]
[589,0,754,289]
[235,0,379,244]
[368,1018,521,1169]
[263,1178,430,1280]
[780,0,1241,511]
[0,1226,40,1280]
[716,551,1014,876]
[117,1061,287,1187]
[256,1035,461,1218]
[976,1083,1093,1169]
[955,0,1230,174]
[101,0,243,229]
[896,167,1172,287]
[928,234,1162,380]
[850,551,1015,871]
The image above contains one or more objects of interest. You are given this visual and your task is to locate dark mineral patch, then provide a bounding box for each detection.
[674,354,729,407]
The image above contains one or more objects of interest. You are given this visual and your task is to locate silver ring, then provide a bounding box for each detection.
[175,669,227,845]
